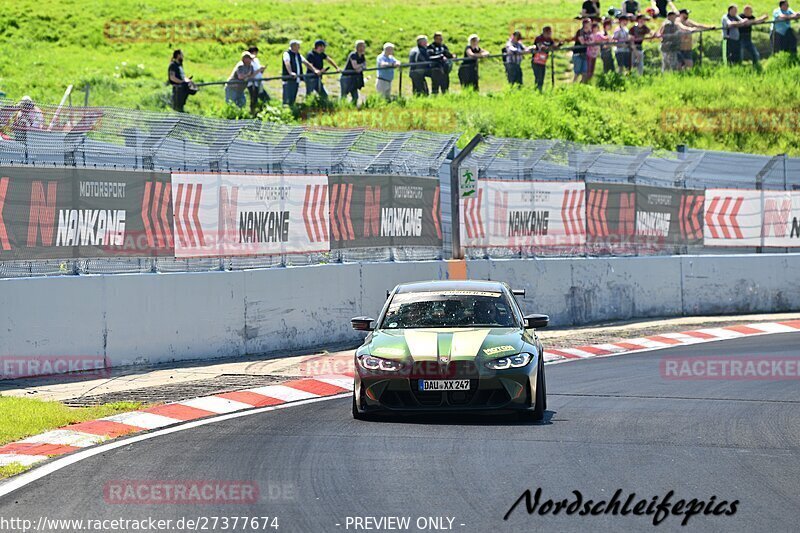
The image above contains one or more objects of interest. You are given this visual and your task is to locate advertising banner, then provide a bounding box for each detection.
[170,173,329,258]
[0,166,173,260]
[327,175,442,249]
[762,191,800,247]
[586,183,704,253]
[462,180,585,251]
[703,189,762,247]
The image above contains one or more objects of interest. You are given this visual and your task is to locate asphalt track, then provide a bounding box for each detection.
[1,333,798,533]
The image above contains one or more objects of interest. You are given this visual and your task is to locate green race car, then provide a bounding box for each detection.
[351,280,549,421]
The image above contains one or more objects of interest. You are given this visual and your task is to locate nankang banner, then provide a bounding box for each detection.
[462,180,585,252]
[327,175,442,249]
[170,173,329,258]
[703,189,762,247]
[586,183,704,253]
[0,166,173,260]
[762,191,800,247]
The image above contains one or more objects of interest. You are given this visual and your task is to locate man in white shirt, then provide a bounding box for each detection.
[246,46,268,113]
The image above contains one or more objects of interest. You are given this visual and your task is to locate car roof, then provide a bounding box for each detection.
[395,280,508,294]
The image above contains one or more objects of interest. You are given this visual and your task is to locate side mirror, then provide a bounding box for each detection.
[351,317,375,331]
[512,289,526,297]
[523,314,549,329]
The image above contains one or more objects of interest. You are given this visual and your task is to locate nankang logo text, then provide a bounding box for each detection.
[381,208,422,237]
[56,210,126,246]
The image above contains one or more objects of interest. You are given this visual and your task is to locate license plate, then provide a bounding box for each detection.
[418,379,470,392]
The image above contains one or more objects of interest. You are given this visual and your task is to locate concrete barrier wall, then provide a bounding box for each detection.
[1,255,798,377]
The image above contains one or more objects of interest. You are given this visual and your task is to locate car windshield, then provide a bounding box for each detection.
[381,290,518,329]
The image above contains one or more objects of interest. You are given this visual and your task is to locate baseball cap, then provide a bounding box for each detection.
[314,39,327,47]
[289,39,301,46]
[241,51,253,59]
[383,42,395,50]
[416,34,428,42]
[679,8,690,14]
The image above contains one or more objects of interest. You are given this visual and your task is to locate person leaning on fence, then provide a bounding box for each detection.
[340,40,367,104]
[505,31,530,86]
[600,17,617,71]
[458,34,489,91]
[677,9,712,69]
[226,51,256,108]
[585,22,603,80]
[532,26,561,91]
[656,11,681,71]
[571,18,594,83]
[283,40,320,106]
[306,40,340,100]
[740,6,768,65]
[376,43,400,99]
[409,35,432,96]
[772,1,800,54]
[428,32,455,94]
[630,13,652,74]
[722,5,748,65]
[246,47,269,113]
[168,49,191,112]
[613,15,632,72]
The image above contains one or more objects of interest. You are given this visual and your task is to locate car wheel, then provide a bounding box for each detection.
[519,365,545,422]
[352,391,368,420]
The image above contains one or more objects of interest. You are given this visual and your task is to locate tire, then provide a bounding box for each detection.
[352,391,368,420]
[518,364,545,422]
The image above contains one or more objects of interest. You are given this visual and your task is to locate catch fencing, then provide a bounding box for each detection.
[0,101,798,277]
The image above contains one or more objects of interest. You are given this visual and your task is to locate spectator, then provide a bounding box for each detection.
[458,35,489,91]
[226,51,256,108]
[409,35,432,96]
[572,18,593,82]
[676,9,713,69]
[650,0,678,18]
[586,22,603,80]
[13,96,44,131]
[168,49,191,112]
[505,30,530,86]
[282,40,319,106]
[613,15,632,73]
[621,0,640,15]
[772,1,799,54]
[376,43,400,99]
[246,46,268,114]
[306,40,340,100]
[428,32,455,94]
[630,13,652,74]
[722,5,747,65]
[656,11,681,71]
[740,6,768,66]
[601,17,617,72]
[582,0,602,18]
[532,26,561,91]
[340,40,367,104]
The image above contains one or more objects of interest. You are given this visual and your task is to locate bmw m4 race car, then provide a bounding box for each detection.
[351,280,549,421]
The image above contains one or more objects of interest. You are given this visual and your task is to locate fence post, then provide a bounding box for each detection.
[449,134,483,260]
[398,65,403,98]
[698,33,704,68]
[550,52,555,89]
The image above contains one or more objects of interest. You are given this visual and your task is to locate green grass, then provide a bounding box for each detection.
[0,0,797,154]
[0,396,143,478]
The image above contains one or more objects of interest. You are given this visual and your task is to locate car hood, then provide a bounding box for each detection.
[366,327,529,362]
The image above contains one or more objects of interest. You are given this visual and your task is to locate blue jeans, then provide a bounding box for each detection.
[225,85,246,108]
[305,75,328,99]
[282,81,299,106]
[741,37,760,65]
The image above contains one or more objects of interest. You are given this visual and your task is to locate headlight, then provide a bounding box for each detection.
[358,355,405,372]
[484,353,533,370]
